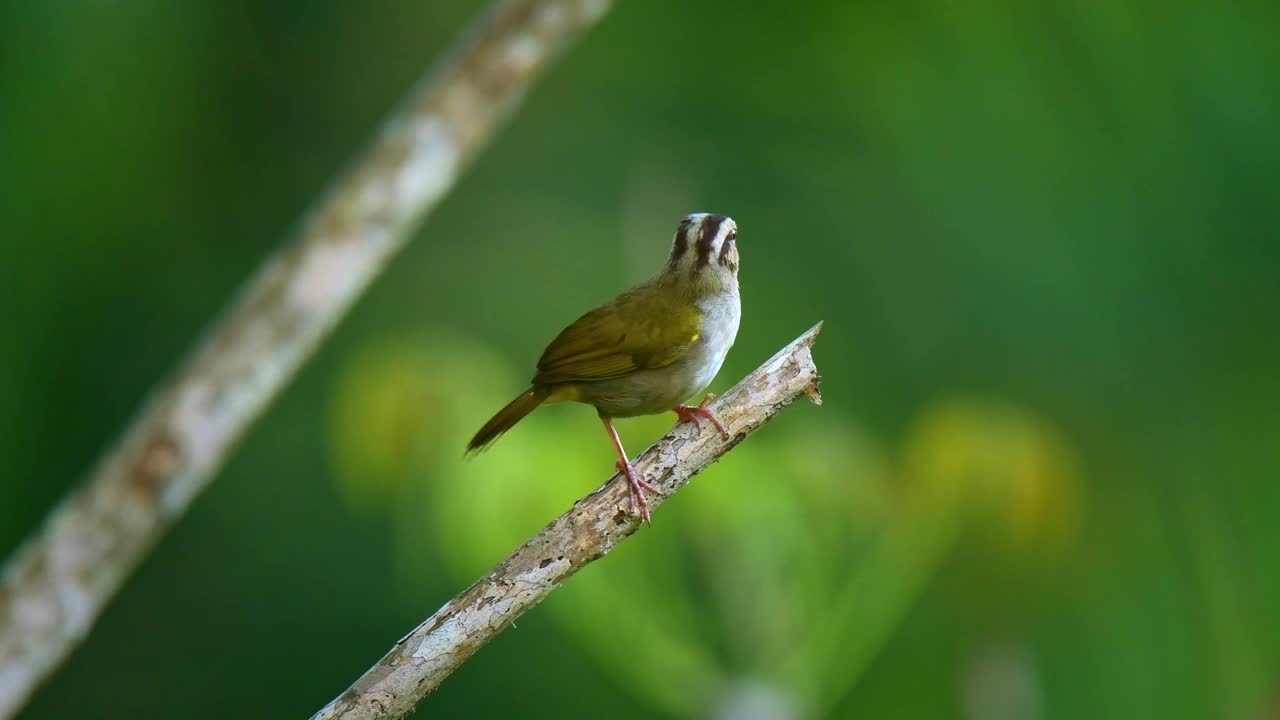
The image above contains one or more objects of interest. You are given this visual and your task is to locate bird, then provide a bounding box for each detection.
[467,212,742,524]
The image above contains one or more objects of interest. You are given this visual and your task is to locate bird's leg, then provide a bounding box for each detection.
[672,393,729,438]
[600,415,662,525]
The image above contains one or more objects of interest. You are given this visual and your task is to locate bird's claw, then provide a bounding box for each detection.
[616,459,661,526]
[673,394,729,438]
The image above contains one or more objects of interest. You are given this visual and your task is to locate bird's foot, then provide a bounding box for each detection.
[616,459,661,526]
[672,394,729,438]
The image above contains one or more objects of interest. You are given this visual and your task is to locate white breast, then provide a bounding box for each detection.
[688,291,741,395]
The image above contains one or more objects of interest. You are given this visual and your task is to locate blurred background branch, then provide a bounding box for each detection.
[0,1,612,717]
[311,323,823,720]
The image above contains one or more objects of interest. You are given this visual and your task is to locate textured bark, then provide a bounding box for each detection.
[311,323,824,720]
[0,2,612,717]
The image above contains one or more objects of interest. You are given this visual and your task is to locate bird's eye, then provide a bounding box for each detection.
[726,230,737,242]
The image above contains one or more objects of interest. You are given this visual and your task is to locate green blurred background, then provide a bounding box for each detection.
[3,1,1278,718]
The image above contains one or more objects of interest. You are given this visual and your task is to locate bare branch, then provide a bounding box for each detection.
[0,2,612,716]
[311,323,824,720]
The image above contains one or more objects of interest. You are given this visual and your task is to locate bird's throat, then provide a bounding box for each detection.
[653,266,735,303]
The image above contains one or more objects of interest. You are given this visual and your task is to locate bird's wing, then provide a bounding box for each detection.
[533,286,701,385]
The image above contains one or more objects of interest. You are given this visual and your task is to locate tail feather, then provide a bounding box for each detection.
[467,386,550,453]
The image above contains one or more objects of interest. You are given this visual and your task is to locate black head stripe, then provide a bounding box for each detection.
[696,214,726,268]
[669,217,693,269]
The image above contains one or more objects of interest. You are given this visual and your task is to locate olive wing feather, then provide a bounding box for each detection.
[533,287,701,385]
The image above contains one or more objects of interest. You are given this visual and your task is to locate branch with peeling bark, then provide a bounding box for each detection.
[0,2,612,717]
[311,323,824,720]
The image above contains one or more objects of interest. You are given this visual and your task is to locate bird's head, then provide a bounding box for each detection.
[664,213,739,293]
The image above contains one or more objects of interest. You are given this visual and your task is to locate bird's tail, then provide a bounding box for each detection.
[467,386,551,454]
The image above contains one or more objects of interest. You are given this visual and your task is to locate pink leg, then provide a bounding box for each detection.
[600,416,662,525]
[672,393,729,438]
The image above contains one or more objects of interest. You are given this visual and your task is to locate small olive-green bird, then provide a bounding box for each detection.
[468,213,742,524]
